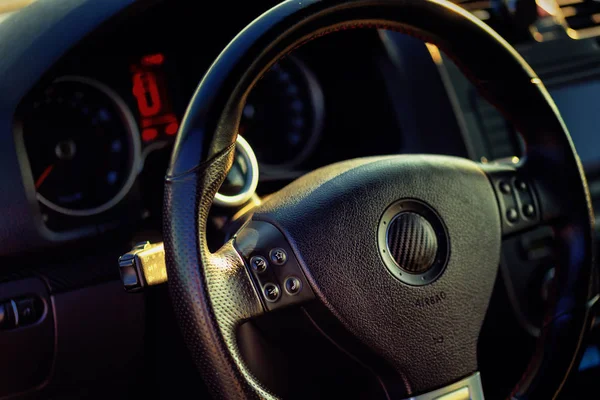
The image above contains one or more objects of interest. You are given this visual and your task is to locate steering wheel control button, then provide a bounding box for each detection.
[235,221,315,311]
[284,276,302,295]
[515,180,528,191]
[506,208,519,223]
[250,255,269,273]
[269,248,287,265]
[499,181,512,194]
[486,171,541,235]
[378,200,449,286]
[263,283,281,302]
[523,204,535,218]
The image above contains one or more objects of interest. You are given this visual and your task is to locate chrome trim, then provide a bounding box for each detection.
[36,75,142,217]
[10,299,19,327]
[378,199,450,286]
[405,372,483,400]
[214,134,259,207]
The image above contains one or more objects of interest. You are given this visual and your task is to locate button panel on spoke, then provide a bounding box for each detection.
[235,220,314,311]
[490,173,540,235]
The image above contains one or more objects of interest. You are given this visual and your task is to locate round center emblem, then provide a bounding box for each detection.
[378,200,449,286]
[387,212,438,273]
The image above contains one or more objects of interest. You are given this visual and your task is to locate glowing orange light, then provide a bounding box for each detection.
[141,53,165,66]
[132,71,162,117]
[142,128,158,142]
[536,0,560,16]
[425,43,442,64]
[165,122,179,135]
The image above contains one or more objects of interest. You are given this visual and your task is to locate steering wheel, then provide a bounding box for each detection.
[163,0,596,398]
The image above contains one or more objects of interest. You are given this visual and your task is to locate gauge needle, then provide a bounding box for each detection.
[35,164,54,189]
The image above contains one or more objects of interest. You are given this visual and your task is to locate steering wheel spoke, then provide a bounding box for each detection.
[482,156,596,345]
[208,240,268,323]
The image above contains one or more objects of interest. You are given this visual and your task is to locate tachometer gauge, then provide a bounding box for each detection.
[240,56,324,170]
[22,76,141,217]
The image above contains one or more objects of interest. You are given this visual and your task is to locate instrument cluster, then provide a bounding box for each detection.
[19,50,326,232]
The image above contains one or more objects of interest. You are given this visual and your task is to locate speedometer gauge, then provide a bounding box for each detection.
[22,76,141,217]
[240,56,324,170]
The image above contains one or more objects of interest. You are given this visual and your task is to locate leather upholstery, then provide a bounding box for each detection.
[164,145,275,399]
[164,1,596,399]
[253,155,501,393]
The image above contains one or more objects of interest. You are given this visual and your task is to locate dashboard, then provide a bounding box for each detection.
[13,1,470,237]
[1,0,600,399]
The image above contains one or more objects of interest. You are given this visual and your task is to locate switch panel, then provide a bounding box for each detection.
[0,296,43,330]
[235,220,315,311]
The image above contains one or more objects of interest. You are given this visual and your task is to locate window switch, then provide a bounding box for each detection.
[0,301,17,330]
[15,298,40,326]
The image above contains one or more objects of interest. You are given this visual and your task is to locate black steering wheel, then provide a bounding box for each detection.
[163,1,596,398]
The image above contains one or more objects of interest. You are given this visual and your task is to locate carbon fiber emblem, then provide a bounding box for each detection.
[378,200,449,286]
[387,213,437,273]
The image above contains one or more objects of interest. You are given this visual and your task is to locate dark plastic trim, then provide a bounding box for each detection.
[0,0,136,255]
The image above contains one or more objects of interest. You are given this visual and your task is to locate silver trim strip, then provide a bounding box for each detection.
[405,372,483,400]
[36,75,142,217]
[214,135,259,207]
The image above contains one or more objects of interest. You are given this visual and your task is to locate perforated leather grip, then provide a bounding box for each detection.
[164,1,595,399]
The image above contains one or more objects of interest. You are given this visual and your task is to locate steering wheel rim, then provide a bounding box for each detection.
[163,1,596,399]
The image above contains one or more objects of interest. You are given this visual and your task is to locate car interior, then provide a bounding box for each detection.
[1,0,599,399]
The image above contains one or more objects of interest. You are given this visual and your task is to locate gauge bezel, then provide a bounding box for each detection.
[251,56,325,172]
[214,135,259,207]
[33,76,141,217]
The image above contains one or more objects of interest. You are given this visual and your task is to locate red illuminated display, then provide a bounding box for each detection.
[141,53,165,66]
[131,53,179,142]
[142,128,158,142]
[133,72,162,117]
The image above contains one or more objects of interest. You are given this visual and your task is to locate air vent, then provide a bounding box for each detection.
[558,0,600,38]
[452,0,494,21]
[451,0,522,40]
